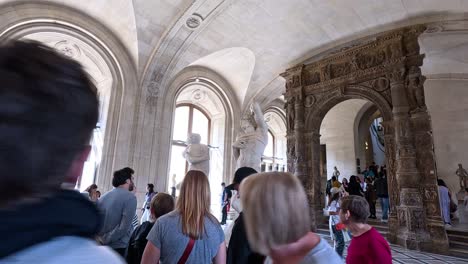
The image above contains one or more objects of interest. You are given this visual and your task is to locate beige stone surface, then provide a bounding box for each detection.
[320,99,368,180]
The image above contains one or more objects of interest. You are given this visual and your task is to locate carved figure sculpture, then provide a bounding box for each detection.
[183,133,210,175]
[286,100,295,131]
[455,163,468,190]
[407,67,426,110]
[233,102,268,172]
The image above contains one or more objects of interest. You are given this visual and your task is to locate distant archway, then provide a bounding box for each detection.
[281,25,448,253]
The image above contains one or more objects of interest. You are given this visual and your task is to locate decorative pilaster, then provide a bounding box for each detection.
[409,67,449,253]
[388,66,431,250]
[382,123,399,243]
[305,131,323,230]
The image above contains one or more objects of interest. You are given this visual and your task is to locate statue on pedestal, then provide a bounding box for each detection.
[333,166,341,179]
[455,163,468,191]
[233,102,268,172]
[183,133,210,176]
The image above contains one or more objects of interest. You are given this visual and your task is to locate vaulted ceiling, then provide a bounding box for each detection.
[5,0,468,110]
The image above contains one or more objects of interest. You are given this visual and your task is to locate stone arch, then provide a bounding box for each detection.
[149,65,240,190]
[281,25,449,253]
[306,85,393,132]
[0,2,139,192]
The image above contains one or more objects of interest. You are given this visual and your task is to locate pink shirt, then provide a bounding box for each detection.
[346,227,391,264]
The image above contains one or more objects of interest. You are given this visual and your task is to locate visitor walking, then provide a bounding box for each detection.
[141,184,157,224]
[83,184,99,202]
[126,193,174,264]
[340,195,391,264]
[438,179,452,227]
[375,174,389,222]
[227,167,265,264]
[241,172,342,264]
[327,187,345,257]
[347,176,363,196]
[332,176,341,188]
[98,167,137,257]
[461,188,468,224]
[342,178,349,193]
[221,182,232,225]
[141,170,225,264]
[365,178,377,219]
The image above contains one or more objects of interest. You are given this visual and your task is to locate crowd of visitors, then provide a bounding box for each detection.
[326,164,390,224]
[7,39,463,264]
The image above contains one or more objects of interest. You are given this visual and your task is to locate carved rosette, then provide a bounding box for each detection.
[54,40,81,59]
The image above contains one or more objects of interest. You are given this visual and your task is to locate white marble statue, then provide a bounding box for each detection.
[233,102,268,172]
[183,133,210,176]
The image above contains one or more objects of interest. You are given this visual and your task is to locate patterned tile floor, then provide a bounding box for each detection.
[221,212,468,263]
[319,234,468,264]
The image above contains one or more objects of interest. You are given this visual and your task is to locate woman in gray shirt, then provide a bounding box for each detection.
[141,170,226,264]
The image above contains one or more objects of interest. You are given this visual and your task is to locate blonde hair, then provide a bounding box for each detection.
[176,170,215,238]
[240,172,311,255]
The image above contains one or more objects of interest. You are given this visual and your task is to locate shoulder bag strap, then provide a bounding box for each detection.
[177,238,195,264]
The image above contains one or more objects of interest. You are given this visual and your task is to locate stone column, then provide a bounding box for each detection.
[388,66,431,250]
[382,123,399,243]
[304,130,323,230]
[408,65,449,252]
[292,86,319,230]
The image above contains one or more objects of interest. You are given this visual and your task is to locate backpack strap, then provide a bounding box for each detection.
[177,238,195,264]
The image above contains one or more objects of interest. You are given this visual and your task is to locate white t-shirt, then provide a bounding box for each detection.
[328,200,340,225]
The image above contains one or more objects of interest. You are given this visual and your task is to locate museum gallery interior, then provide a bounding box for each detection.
[1,0,468,262]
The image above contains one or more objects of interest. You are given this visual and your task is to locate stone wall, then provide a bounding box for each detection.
[426,79,468,193]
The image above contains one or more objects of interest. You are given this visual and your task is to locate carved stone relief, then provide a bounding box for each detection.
[55,40,81,59]
[281,25,448,253]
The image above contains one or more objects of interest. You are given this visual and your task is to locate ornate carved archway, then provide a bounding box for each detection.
[281,25,448,253]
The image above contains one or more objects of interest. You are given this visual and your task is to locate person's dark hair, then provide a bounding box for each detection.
[328,192,340,206]
[465,188,468,193]
[340,195,370,223]
[349,175,358,184]
[121,167,134,175]
[85,184,98,193]
[96,190,101,197]
[112,168,133,187]
[151,192,175,219]
[147,183,154,194]
[437,179,447,187]
[331,176,337,181]
[0,40,98,206]
[221,182,225,186]
[233,167,258,184]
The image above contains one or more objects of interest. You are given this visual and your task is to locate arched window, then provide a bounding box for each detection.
[262,130,277,172]
[169,104,211,190]
[264,130,275,159]
[263,111,287,172]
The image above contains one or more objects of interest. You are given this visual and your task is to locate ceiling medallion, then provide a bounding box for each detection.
[186,16,201,29]
[191,89,206,101]
[54,40,81,58]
